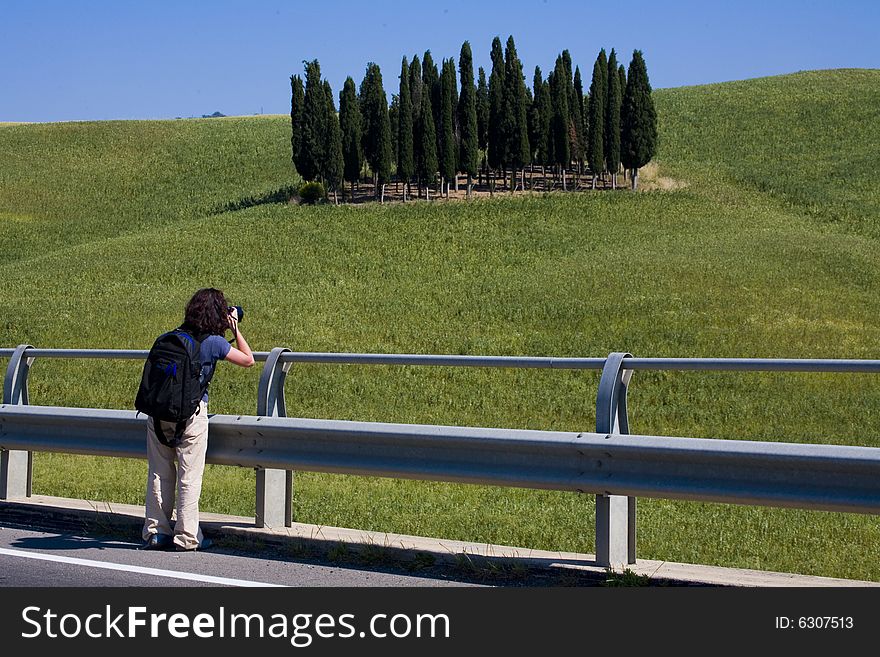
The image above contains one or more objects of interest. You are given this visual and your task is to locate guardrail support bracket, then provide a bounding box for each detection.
[1,344,34,499]
[255,347,294,528]
[595,352,636,569]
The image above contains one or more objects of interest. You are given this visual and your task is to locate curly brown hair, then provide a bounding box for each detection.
[183,288,228,336]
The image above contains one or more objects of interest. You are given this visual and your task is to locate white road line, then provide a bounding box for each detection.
[0,547,284,587]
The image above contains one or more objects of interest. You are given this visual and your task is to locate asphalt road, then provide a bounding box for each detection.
[0,524,486,588]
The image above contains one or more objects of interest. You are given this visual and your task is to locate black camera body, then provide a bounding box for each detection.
[228,305,244,322]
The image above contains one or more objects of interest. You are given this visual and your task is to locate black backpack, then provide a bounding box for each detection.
[135,327,210,446]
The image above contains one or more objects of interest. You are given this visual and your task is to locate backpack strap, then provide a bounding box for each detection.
[153,417,190,448]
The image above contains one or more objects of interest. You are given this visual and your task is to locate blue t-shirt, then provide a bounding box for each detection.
[199,334,231,402]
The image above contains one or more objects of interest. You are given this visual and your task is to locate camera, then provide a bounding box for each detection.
[228,305,244,322]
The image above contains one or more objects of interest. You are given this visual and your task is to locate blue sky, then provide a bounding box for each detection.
[2,0,878,122]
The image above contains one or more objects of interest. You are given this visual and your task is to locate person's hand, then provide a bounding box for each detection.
[227,311,238,333]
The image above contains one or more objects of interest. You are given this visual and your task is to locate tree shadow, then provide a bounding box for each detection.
[213,185,298,215]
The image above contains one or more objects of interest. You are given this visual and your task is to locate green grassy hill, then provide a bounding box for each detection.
[2,70,879,581]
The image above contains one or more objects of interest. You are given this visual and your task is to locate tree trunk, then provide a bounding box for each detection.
[562,168,567,192]
[611,173,616,190]
[631,169,638,190]
[380,183,385,204]
[466,174,472,199]
[454,173,459,193]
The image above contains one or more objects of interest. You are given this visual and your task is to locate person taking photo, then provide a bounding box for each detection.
[138,287,254,551]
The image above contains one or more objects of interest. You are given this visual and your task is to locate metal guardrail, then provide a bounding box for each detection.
[2,404,878,508]
[2,345,880,568]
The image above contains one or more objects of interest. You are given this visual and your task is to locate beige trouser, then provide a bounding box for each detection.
[143,401,209,550]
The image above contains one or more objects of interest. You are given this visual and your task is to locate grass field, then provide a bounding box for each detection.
[2,70,879,581]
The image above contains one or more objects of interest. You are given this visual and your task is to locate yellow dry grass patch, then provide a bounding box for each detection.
[638,161,689,191]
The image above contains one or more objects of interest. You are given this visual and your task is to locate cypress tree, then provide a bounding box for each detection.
[621,50,657,190]
[562,50,580,170]
[476,66,489,186]
[438,58,457,197]
[546,70,556,167]
[359,62,393,201]
[339,76,362,201]
[618,63,626,181]
[528,67,547,170]
[299,59,326,183]
[550,56,570,190]
[323,80,343,204]
[504,35,531,192]
[457,41,479,197]
[573,65,586,173]
[290,74,305,177]
[487,36,506,190]
[388,94,399,179]
[409,55,423,122]
[422,51,441,156]
[540,78,552,170]
[605,49,622,189]
[414,89,437,199]
[587,50,607,189]
[397,56,414,201]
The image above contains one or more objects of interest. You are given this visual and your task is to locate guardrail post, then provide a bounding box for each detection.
[595,352,636,569]
[2,344,34,499]
[254,347,293,528]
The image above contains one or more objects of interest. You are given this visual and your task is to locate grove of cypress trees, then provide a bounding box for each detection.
[457,42,479,198]
[438,58,457,197]
[605,48,622,189]
[290,74,305,178]
[359,62,393,201]
[323,80,343,204]
[504,35,531,192]
[487,36,506,192]
[621,50,657,190]
[587,49,607,189]
[550,56,570,190]
[415,89,437,199]
[476,66,489,186]
[397,56,414,201]
[339,76,362,200]
[299,59,326,183]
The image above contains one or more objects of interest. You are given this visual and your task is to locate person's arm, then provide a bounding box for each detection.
[225,315,255,368]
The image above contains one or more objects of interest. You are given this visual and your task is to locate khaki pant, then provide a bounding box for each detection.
[143,401,209,550]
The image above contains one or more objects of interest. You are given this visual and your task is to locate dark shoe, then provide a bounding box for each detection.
[138,534,173,550]
[175,537,213,552]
